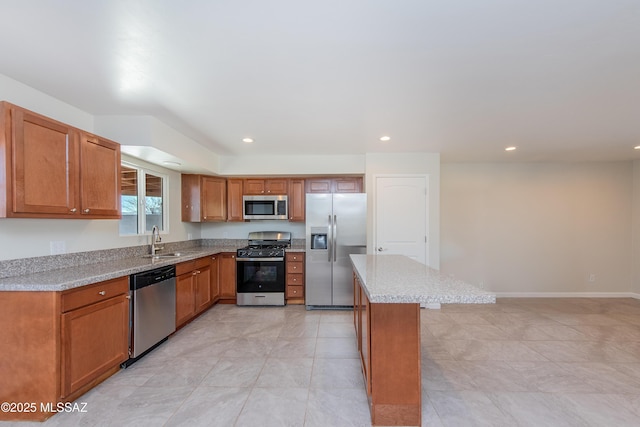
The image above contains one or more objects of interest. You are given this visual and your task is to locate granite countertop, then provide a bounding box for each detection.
[350,254,496,304]
[0,247,240,292]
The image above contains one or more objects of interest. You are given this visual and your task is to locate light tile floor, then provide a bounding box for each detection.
[7,298,640,426]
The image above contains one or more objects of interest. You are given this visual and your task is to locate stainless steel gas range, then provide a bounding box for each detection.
[236,231,290,306]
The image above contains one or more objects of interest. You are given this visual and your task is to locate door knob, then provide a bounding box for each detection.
[377,247,384,252]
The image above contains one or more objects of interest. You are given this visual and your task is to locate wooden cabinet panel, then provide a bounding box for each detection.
[79,133,120,217]
[244,178,288,195]
[306,177,364,194]
[181,174,226,222]
[219,252,237,299]
[286,253,304,262]
[195,264,212,314]
[176,272,196,327]
[0,102,121,219]
[334,177,363,193]
[202,176,226,221]
[353,273,422,426]
[286,261,303,274]
[288,179,305,221]
[306,179,332,193]
[286,285,304,299]
[210,255,220,302]
[11,107,78,215]
[265,179,288,194]
[286,273,303,285]
[243,179,265,195]
[285,252,305,303]
[226,178,243,221]
[61,277,128,312]
[60,294,128,398]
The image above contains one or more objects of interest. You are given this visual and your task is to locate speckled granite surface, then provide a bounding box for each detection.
[0,238,306,292]
[350,254,495,304]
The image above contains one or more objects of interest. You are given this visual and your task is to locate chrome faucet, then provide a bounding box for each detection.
[151,225,164,255]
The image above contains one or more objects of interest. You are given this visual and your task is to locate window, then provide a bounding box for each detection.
[120,162,168,235]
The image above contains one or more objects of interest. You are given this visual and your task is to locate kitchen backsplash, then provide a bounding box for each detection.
[0,238,305,279]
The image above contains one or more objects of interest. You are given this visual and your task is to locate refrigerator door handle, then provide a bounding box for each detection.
[333,215,337,262]
[328,214,332,262]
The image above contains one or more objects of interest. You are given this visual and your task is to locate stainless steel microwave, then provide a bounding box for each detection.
[243,195,288,220]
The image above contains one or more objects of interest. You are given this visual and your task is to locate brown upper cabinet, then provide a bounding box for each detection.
[306,176,363,193]
[0,102,121,219]
[182,174,227,222]
[288,178,305,222]
[244,178,288,195]
[226,178,244,222]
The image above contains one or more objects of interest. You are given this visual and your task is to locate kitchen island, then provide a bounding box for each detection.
[350,254,495,426]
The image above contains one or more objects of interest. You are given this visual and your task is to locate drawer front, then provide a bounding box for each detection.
[61,276,128,313]
[286,273,304,286]
[286,285,304,299]
[286,261,303,274]
[176,260,196,276]
[286,252,304,262]
[194,256,210,270]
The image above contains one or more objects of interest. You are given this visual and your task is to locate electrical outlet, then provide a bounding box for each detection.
[588,274,596,283]
[187,233,193,240]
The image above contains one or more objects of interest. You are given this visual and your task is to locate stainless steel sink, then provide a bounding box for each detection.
[142,252,188,259]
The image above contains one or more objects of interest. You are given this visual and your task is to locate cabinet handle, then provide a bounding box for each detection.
[98,291,106,296]
[70,208,77,213]
[83,209,90,213]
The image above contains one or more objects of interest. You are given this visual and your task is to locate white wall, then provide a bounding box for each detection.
[1,73,94,133]
[0,154,200,261]
[632,160,640,295]
[441,162,633,294]
[365,153,441,269]
[219,154,365,176]
[201,221,305,240]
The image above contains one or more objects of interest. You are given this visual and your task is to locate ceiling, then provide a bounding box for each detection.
[0,0,639,162]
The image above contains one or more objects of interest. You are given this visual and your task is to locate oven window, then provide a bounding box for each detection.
[245,201,275,216]
[245,265,278,282]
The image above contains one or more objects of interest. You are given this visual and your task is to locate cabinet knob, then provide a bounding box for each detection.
[70,208,77,213]
[98,291,106,296]
[193,272,197,276]
[83,209,90,213]
[204,216,207,219]
[293,290,297,294]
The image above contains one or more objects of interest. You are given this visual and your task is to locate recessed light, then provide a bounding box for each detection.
[242,138,254,143]
[634,145,640,150]
[379,136,391,142]
[505,146,517,152]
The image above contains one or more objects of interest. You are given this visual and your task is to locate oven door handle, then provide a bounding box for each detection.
[236,257,285,262]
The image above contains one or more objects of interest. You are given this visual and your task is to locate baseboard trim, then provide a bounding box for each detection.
[495,292,640,299]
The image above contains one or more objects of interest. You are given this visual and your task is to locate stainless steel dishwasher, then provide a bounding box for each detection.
[124,265,176,367]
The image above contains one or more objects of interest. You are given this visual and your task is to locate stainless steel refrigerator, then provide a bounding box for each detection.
[305,193,367,308]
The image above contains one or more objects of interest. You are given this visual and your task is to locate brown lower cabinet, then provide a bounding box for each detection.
[353,273,422,426]
[176,257,212,328]
[0,277,129,422]
[285,252,305,304]
[219,252,237,303]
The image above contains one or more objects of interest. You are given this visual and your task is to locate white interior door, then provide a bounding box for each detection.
[374,175,429,265]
